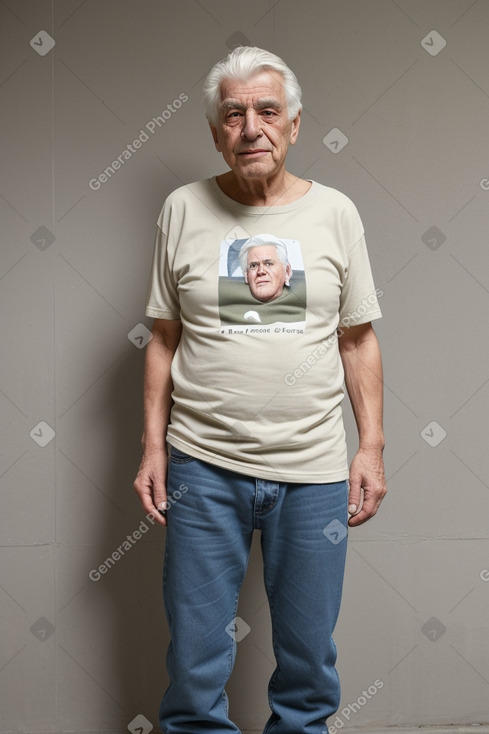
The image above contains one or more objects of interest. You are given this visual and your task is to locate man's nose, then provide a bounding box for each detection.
[241,110,261,140]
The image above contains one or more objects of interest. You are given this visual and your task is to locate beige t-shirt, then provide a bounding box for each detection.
[146,177,382,483]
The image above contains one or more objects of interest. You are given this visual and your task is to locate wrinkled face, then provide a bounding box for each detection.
[209,70,301,182]
[244,245,292,302]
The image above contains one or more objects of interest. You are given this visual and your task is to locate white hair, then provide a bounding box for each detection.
[203,46,302,125]
[239,234,290,274]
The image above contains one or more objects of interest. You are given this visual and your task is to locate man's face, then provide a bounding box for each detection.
[244,245,292,302]
[209,70,301,182]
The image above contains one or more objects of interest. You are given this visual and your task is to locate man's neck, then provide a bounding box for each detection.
[216,170,311,207]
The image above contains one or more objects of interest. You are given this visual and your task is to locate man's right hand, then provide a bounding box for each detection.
[133,450,168,526]
[134,318,182,527]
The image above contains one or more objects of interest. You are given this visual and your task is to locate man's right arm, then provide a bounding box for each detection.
[133,318,182,526]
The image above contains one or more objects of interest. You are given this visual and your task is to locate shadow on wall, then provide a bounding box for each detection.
[108,347,167,725]
[63,346,168,729]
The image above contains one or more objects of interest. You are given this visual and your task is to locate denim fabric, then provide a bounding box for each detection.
[160,446,348,734]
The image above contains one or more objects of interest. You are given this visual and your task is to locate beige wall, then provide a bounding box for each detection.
[1,1,489,732]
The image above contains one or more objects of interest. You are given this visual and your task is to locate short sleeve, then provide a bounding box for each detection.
[145,224,181,319]
[338,234,382,328]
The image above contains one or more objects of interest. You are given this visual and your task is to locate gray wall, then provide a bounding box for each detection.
[1,1,489,732]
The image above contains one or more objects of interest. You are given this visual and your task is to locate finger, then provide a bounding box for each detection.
[134,476,168,527]
[348,509,368,527]
[348,502,373,526]
[348,487,382,526]
[150,497,169,526]
[138,488,167,527]
[153,479,167,506]
[350,487,364,519]
[347,476,363,517]
[151,475,168,525]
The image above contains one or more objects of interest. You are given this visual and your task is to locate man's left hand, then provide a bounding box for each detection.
[347,447,386,527]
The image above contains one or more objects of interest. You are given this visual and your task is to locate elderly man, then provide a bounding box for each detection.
[240,235,292,302]
[134,46,386,734]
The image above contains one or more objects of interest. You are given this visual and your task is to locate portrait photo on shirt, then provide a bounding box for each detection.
[218,233,307,330]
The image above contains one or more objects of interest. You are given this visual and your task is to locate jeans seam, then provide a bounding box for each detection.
[225,588,239,681]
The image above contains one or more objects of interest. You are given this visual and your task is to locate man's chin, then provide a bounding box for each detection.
[251,290,280,303]
[235,161,274,177]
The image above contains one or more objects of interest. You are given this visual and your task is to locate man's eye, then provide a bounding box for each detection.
[249,261,275,271]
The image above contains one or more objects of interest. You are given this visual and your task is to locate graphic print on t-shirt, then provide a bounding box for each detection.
[218,234,307,333]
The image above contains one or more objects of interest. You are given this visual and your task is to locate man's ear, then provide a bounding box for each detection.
[209,122,221,152]
[285,263,293,285]
[289,109,301,146]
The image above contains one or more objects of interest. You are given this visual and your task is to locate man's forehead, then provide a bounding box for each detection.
[247,244,277,258]
[219,70,286,104]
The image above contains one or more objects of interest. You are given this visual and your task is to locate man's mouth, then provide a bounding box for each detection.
[239,149,269,156]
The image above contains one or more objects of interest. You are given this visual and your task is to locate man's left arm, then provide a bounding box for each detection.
[338,321,387,527]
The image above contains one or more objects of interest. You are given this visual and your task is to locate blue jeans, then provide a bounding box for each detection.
[160,447,349,734]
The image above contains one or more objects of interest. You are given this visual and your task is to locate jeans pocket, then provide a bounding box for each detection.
[169,445,195,464]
